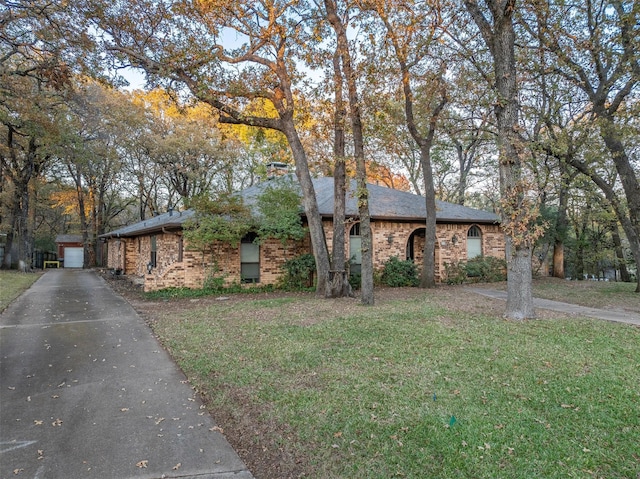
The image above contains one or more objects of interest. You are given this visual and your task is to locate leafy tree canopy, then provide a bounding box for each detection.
[183,193,254,252]
[255,179,307,247]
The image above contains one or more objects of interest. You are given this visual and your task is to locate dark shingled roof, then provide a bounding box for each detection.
[55,234,83,243]
[100,210,195,238]
[101,176,498,238]
[241,176,499,223]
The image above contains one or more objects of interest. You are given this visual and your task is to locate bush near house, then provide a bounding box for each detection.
[280,253,316,291]
[381,256,420,287]
[444,256,507,285]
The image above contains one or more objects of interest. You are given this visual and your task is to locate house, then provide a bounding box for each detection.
[55,234,84,268]
[100,177,504,291]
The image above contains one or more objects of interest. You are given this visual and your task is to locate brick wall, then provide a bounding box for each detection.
[132,234,310,292]
[105,239,126,270]
[323,219,505,280]
[105,220,505,292]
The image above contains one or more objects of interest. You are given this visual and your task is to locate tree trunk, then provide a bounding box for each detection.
[327,51,352,298]
[419,144,438,288]
[553,165,570,278]
[325,0,374,305]
[1,176,19,269]
[464,0,536,319]
[611,225,631,282]
[3,134,43,271]
[17,181,34,271]
[596,115,640,292]
[280,118,331,297]
[552,242,564,279]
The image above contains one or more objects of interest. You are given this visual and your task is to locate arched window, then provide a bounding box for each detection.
[349,223,362,275]
[241,233,260,283]
[467,225,482,259]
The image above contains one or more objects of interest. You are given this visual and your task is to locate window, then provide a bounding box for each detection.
[150,235,157,267]
[467,226,482,259]
[241,233,260,283]
[349,223,362,275]
[178,236,183,262]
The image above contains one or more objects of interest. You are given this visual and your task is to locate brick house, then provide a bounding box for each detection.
[100,177,504,291]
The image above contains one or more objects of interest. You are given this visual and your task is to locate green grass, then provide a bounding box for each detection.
[532,279,639,312]
[0,270,41,312]
[151,293,640,478]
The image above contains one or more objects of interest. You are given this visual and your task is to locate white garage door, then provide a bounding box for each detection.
[64,247,84,268]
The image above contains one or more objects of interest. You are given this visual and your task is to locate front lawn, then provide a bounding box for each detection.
[0,270,41,312]
[148,285,640,478]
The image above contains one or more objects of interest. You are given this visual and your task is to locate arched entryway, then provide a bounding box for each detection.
[406,228,425,263]
[407,227,441,279]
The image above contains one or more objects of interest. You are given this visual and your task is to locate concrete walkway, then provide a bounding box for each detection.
[467,287,640,326]
[0,269,254,479]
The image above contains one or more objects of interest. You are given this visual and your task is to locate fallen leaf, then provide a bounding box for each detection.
[173,463,181,470]
[34,420,43,425]
[333,431,343,438]
[13,468,24,475]
[210,426,224,433]
[136,460,148,468]
[155,417,165,425]
[51,418,63,427]
[120,408,129,412]
[8,386,15,390]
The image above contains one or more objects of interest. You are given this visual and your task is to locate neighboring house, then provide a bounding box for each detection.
[100,177,504,291]
[55,234,84,268]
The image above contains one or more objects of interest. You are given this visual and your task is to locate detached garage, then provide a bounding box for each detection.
[55,235,84,268]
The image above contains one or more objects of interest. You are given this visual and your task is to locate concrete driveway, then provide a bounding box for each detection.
[0,269,253,479]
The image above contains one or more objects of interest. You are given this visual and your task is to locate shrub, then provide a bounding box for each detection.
[202,264,228,292]
[280,253,316,291]
[381,256,419,287]
[348,272,361,290]
[443,261,467,285]
[467,256,507,282]
[443,256,507,285]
